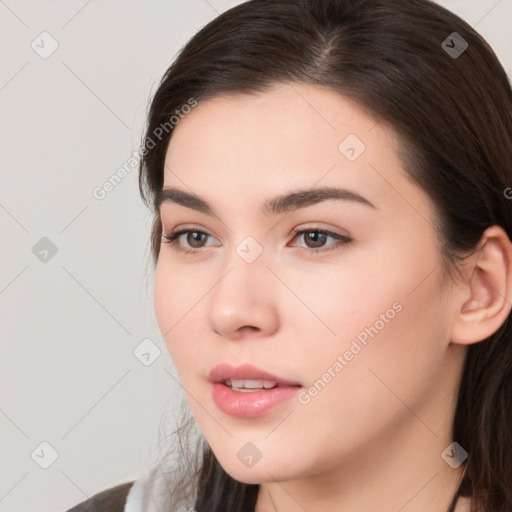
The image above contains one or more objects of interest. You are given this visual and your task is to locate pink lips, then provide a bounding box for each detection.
[209,363,302,418]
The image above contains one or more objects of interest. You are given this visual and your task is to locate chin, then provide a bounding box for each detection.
[213,451,296,485]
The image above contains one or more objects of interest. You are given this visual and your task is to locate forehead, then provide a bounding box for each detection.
[167,83,385,154]
[161,83,426,219]
[167,84,392,164]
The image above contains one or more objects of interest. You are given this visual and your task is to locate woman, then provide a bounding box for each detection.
[66,0,512,511]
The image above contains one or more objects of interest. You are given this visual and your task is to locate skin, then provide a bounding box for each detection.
[153,82,512,512]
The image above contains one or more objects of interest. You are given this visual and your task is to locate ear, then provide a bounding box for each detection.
[450,225,512,345]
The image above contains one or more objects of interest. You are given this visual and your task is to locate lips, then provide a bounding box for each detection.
[209,363,302,418]
[208,363,301,387]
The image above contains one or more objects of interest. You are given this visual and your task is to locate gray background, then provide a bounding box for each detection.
[0,1,511,511]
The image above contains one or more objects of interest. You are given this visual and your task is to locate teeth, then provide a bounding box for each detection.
[225,379,277,390]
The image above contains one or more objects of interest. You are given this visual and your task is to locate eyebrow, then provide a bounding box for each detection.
[156,186,376,217]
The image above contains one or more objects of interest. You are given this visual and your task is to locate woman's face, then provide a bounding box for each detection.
[153,83,463,484]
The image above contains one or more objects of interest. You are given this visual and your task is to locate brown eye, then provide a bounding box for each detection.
[302,231,328,248]
[162,228,217,254]
[291,228,352,254]
[186,231,208,248]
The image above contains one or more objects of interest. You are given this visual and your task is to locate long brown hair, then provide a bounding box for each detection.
[138,1,512,510]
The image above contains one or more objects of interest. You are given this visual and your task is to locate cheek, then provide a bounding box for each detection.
[153,259,205,368]
[291,233,445,369]
[277,255,402,353]
[297,255,449,426]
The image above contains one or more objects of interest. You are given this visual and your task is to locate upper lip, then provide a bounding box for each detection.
[208,363,301,386]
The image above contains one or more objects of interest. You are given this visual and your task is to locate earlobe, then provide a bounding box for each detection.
[450,226,512,346]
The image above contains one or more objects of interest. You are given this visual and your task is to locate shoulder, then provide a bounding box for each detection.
[65,481,135,512]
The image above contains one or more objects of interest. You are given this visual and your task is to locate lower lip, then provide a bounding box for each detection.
[211,382,301,418]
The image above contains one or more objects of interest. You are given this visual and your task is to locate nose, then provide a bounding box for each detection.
[207,248,279,341]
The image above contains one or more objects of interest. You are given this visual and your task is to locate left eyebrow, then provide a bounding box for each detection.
[156,186,376,217]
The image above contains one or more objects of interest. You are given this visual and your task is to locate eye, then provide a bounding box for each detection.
[162,227,218,254]
[290,228,352,253]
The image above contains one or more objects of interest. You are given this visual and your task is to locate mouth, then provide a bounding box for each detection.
[222,378,282,392]
[208,363,302,418]
[208,362,301,387]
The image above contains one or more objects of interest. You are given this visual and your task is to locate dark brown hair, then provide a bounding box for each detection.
[138,1,512,510]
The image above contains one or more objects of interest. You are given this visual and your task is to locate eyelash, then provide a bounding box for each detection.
[161,227,352,255]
